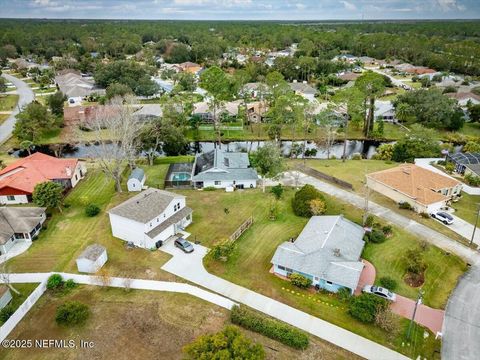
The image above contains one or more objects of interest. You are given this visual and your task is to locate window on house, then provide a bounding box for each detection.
[157,218,159,222]
[177,202,180,209]
[326,281,333,285]
[214,181,221,185]
[150,223,152,227]
[277,265,286,271]
[174,204,177,211]
[75,175,78,181]
[285,268,293,273]
[163,214,166,218]
[7,195,15,201]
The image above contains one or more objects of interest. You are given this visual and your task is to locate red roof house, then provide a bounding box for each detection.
[0,153,86,205]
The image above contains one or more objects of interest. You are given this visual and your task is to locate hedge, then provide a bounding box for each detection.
[230,305,309,350]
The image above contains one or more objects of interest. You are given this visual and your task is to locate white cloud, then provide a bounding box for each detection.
[295,3,306,10]
[435,0,462,11]
[341,1,357,11]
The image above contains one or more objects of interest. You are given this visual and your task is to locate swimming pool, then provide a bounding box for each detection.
[171,172,191,181]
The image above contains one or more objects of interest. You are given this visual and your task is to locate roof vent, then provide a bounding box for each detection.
[333,248,341,257]
[324,230,329,234]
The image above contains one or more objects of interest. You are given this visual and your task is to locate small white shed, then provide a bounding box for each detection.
[127,168,146,192]
[0,286,12,310]
[76,244,108,273]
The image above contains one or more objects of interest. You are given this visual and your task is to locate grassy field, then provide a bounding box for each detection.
[301,159,477,245]
[4,285,354,360]
[0,94,19,111]
[0,284,38,325]
[193,188,450,358]
[452,192,480,225]
[6,165,175,281]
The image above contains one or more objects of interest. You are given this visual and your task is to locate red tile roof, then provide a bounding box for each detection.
[0,153,78,195]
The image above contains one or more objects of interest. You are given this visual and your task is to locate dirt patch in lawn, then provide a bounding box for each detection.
[404,272,425,288]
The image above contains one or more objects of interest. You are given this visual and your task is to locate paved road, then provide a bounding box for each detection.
[160,240,409,360]
[370,68,413,90]
[0,73,34,144]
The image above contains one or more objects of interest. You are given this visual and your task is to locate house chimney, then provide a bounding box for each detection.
[65,167,72,177]
[333,248,341,257]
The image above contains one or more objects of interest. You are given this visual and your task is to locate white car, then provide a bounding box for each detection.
[362,285,396,302]
[431,211,454,225]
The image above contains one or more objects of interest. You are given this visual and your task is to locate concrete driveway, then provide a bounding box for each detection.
[159,240,408,360]
[439,214,479,245]
[0,73,35,144]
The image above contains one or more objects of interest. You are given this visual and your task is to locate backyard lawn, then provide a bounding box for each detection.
[452,192,480,225]
[6,165,175,281]
[0,94,19,111]
[0,284,38,325]
[5,286,354,360]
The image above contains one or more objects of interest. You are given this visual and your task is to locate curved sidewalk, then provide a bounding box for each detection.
[160,240,409,360]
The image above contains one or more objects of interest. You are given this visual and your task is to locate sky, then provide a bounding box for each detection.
[0,0,479,20]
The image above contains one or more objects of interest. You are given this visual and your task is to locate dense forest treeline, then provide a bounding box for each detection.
[0,19,479,75]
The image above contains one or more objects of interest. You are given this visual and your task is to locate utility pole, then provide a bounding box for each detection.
[470,204,480,246]
[363,178,370,226]
[407,289,424,340]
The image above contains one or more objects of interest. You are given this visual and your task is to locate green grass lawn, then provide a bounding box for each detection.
[0,94,19,111]
[192,187,451,358]
[33,87,56,94]
[452,192,480,225]
[300,159,398,191]
[6,166,175,281]
[0,284,39,325]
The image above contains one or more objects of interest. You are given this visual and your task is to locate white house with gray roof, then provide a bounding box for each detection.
[108,188,192,249]
[0,207,46,255]
[191,149,258,189]
[271,215,365,294]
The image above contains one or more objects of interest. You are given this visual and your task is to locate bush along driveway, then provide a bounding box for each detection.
[159,239,409,360]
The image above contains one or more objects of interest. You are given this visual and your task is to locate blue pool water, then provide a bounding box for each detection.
[171,172,191,181]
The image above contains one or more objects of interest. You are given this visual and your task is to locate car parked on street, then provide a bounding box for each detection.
[431,211,454,225]
[174,238,194,253]
[362,285,397,302]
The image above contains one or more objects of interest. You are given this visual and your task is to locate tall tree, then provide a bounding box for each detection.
[33,181,64,212]
[355,71,386,137]
[199,66,232,146]
[250,143,285,193]
[92,96,141,192]
[47,91,66,117]
[13,102,54,142]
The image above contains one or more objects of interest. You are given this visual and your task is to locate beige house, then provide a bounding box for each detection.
[366,164,462,214]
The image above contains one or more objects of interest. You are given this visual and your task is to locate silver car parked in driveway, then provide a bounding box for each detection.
[362,285,397,302]
[431,211,454,225]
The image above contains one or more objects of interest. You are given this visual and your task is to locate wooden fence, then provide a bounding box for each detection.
[229,216,254,242]
[296,165,354,191]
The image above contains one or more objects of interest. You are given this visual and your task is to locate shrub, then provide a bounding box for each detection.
[230,305,309,350]
[65,279,77,289]
[208,242,235,261]
[309,198,326,215]
[47,274,64,290]
[365,229,387,244]
[381,225,393,236]
[404,249,426,274]
[379,276,397,291]
[288,273,312,289]
[0,305,15,323]
[183,326,265,360]
[398,201,413,210]
[292,185,325,217]
[445,162,455,174]
[85,203,100,217]
[465,173,480,187]
[337,287,352,303]
[364,214,375,228]
[375,308,399,335]
[330,155,337,160]
[270,184,284,200]
[351,153,362,160]
[55,301,90,326]
[348,293,388,323]
[203,186,216,191]
[420,212,430,218]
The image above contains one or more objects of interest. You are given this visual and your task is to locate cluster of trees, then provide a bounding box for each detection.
[393,89,464,131]
[1,19,478,75]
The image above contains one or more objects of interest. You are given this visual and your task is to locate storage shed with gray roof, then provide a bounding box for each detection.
[271,215,365,294]
[127,167,146,192]
[192,149,258,189]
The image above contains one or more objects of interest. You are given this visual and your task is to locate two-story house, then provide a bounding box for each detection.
[108,188,192,249]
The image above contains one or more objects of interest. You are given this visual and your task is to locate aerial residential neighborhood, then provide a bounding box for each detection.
[0,3,479,360]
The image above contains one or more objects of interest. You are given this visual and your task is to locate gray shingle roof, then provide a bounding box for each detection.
[77,244,106,261]
[129,168,145,182]
[271,215,365,290]
[108,188,184,224]
[146,206,192,239]
[192,149,258,182]
[0,207,46,245]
